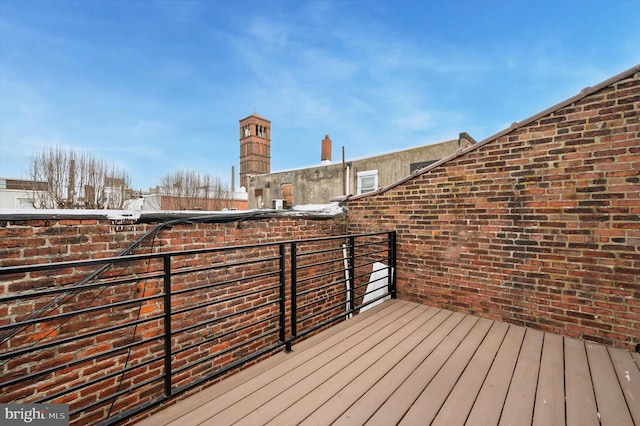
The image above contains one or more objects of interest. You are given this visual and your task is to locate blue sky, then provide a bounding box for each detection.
[1,0,638,191]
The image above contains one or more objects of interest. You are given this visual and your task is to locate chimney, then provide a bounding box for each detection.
[231,165,235,192]
[321,135,332,165]
[458,132,477,149]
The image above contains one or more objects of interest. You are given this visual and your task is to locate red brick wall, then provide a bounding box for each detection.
[347,68,639,350]
[0,215,347,424]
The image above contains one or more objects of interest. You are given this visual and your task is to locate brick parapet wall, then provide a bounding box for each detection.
[0,214,348,424]
[0,216,344,270]
[347,70,639,350]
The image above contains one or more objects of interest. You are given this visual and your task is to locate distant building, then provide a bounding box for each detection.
[157,192,248,211]
[124,190,248,211]
[240,116,476,208]
[239,113,271,190]
[0,177,50,209]
[1,176,248,212]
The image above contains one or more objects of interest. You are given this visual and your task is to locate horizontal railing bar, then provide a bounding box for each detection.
[293,244,346,258]
[352,281,375,292]
[349,264,390,282]
[367,272,392,286]
[297,278,344,297]
[171,269,280,297]
[0,241,286,276]
[1,333,164,388]
[198,314,279,348]
[284,231,390,247]
[354,292,391,311]
[97,397,165,426]
[351,243,387,253]
[0,312,165,360]
[170,255,281,277]
[295,269,392,320]
[295,268,345,285]
[170,341,285,397]
[0,232,392,276]
[0,273,165,304]
[70,374,163,418]
[171,283,280,317]
[101,339,287,426]
[0,293,164,334]
[359,287,390,301]
[172,299,280,336]
[351,278,391,297]
[291,310,350,343]
[172,314,280,357]
[38,353,164,404]
[350,268,393,289]
[296,290,346,312]
[295,238,385,261]
[0,230,396,426]
[172,328,279,375]
[294,256,344,272]
[296,299,347,325]
[353,249,388,261]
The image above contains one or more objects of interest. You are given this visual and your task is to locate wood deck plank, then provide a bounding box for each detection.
[429,321,510,426]
[364,315,480,425]
[322,311,466,426]
[236,304,436,425]
[608,346,640,424]
[586,343,634,426]
[297,308,454,425]
[465,325,526,426]
[532,332,565,426]
[165,300,415,425]
[136,300,638,426]
[498,328,544,426]
[268,307,445,425]
[136,300,405,426]
[564,337,599,426]
[401,319,503,425]
[206,303,427,425]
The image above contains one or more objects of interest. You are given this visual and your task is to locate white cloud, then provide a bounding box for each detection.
[392,112,433,132]
[247,17,289,47]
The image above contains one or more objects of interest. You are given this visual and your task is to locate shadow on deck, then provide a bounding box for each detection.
[137,300,639,425]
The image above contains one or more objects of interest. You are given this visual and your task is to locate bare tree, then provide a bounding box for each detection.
[26,145,131,209]
[157,170,232,211]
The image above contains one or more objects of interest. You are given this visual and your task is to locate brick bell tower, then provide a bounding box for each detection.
[239,113,271,189]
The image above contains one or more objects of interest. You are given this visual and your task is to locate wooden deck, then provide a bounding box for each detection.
[138,300,639,426]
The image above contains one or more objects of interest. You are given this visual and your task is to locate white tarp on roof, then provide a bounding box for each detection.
[360,262,392,313]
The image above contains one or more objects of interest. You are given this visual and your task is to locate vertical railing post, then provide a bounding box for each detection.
[348,235,356,314]
[287,242,297,352]
[163,255,173,397]
[388,231,397,299]
[278,243,286,347]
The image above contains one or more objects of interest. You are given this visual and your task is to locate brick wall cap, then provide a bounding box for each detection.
[0,204,346,223]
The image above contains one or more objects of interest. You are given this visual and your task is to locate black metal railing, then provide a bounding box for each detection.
[0,231,396,425]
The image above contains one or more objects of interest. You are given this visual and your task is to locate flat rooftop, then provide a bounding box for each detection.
[138,299,639,425]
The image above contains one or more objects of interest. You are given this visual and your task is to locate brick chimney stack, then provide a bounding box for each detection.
[321,135,332,165]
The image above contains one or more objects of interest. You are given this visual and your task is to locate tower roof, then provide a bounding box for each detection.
[239,112,271,123]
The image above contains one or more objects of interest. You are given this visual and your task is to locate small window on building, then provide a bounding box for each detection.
[357,170,378,194]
